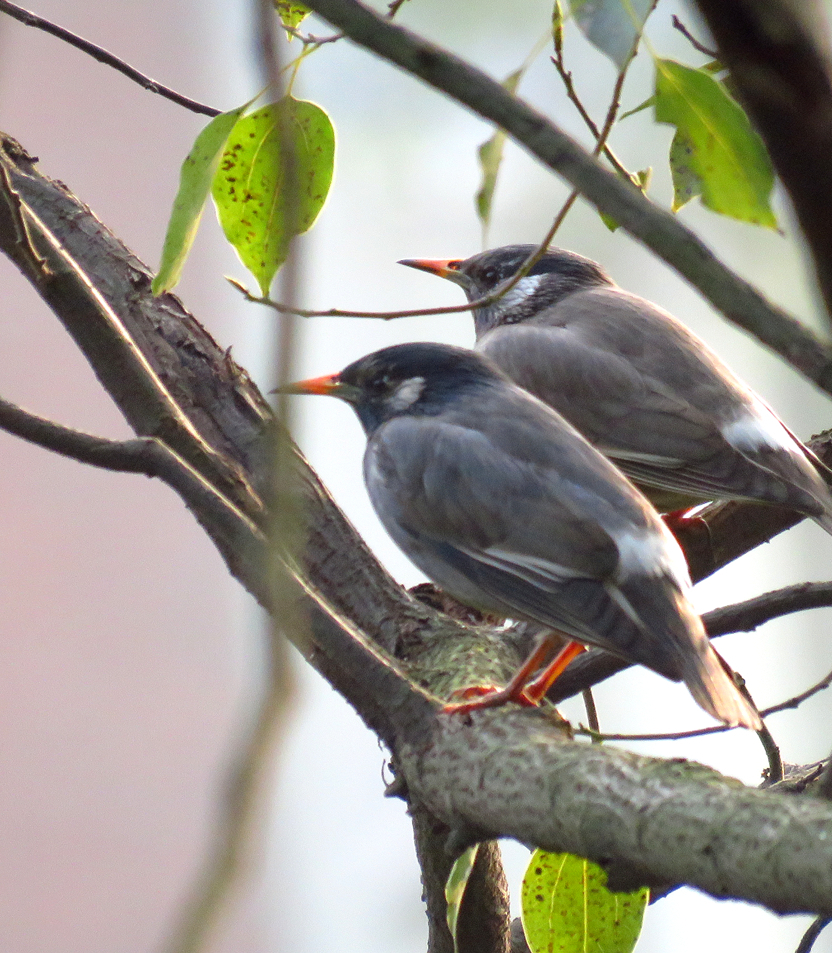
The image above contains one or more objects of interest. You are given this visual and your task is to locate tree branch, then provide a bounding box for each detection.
[396,707,832,915]
[298,0,832,395]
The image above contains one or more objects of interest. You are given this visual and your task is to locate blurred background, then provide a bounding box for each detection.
[1,1,831,951]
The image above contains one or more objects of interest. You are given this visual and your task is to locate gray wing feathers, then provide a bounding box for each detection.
[478,290,832,522]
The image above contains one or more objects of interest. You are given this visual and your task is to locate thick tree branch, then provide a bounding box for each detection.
[300,0,832,394]
[396,707,832,915]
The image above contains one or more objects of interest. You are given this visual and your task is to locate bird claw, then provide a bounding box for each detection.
[442,684,538,714]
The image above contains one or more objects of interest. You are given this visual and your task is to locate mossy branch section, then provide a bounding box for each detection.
[399,708,832,915]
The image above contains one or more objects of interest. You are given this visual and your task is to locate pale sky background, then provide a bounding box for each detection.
[1,1,832,952]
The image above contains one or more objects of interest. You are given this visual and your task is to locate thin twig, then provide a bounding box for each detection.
[0,0,220,116]
[582,688,600,737]
[730,666,782,781]
[242,36,640,325]
[550,51,636,183]
[575,665,832,743]
[545,23,645,236]
[283,24,343,45]
[0,394,162,471]
[670,14,718,59]
[705,582,832,637]
[796,917,832,953]
[0,396,265,563]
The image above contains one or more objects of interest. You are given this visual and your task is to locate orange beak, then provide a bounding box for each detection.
[398,257,461,278]
[398,258,471,289]
[277,372,361,403]
[281,372,342,395]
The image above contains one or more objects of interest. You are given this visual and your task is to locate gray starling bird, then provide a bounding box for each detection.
[284,342,760,729]
[400,246,832,529]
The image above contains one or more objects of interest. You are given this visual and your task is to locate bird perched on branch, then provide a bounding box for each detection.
[283,342,760,729]
[400,245,832,531]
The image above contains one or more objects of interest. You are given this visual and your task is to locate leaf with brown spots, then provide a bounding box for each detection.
[521,849,648,953]
[211,97,335,295]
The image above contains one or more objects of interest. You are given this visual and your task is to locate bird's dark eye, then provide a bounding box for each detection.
[483,267,497,282]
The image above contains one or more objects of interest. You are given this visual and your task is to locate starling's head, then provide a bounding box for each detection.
[281,342,502,435]
[399,244,612,334]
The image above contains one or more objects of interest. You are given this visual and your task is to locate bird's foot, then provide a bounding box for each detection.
[442,684,538,714]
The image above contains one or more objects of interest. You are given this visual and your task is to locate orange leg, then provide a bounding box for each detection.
[521,640,586,704]
[443,634,584,714]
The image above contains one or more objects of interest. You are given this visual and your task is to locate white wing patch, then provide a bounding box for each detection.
[614,527,692,589]
[721,401,801,455]
[468,546,582,588]
[388,376,426,412]
[598,445,685,467]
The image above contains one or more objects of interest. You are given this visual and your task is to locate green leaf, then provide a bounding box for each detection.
[654,59,777,228]
[212,97,335,296]
[152,104,249,295]
[476,67,523,233]
[568,0,656,68]
[275,0,311,34]
[521,850,648,953]
[445,845,480,953]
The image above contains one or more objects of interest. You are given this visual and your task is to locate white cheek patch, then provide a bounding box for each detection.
[388,376,426,412]
[495,275,545,311]
[721,402,799,455]
[615,527,691,590]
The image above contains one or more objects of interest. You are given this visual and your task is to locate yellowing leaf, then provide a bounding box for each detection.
[212,98,335,295]
[153,104,249,295]
[654,59,777,228]
[275,0,310,34]
[521,849,648,953]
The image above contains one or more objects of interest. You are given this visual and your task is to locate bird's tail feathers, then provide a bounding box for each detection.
[614,577,761,730]
[680,646,762,731]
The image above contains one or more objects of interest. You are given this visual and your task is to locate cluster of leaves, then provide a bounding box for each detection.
[153,0,775,303]
[477,0,776,238]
